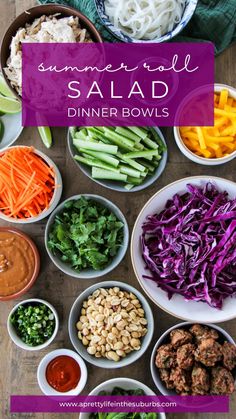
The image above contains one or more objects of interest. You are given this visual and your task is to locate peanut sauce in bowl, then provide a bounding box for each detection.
[0,228,40,300]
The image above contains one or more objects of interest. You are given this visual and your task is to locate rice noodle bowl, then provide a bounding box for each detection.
[104,0,186,40]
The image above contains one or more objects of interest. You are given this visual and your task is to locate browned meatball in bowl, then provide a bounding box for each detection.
[195,338,222,367]
[190,324,219,343]
[177,343,195,370]
[151,322,236,397]
[159,368,175,389]
[191,364,210,395]
[222,341,236,371]
[211,367,235,395]
[155,344,176,369]
[169,366,191,394]
[170,329,192,348]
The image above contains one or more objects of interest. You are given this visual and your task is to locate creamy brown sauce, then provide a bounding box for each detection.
[0,231,35,297]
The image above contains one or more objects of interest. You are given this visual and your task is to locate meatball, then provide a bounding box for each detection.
[169,367,191,394]
[222,341,236,371]
[159,368,175,389]
[177,343,195,370]
[155,344,176,369]
[211,367,235,395]
[194,338,222,367]
[190,324,219,343]
[191,364,210,395]
[170,329,192,348]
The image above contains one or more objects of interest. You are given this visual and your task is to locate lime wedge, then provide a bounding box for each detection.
[0,74,16,98]
[38,126,52,148]
[0,95,21,114]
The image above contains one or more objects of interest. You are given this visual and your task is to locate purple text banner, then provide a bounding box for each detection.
[11,395,228,413]
[22,42,214,127]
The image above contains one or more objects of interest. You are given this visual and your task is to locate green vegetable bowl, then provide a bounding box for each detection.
[68,127,167,192]
[79,377,166,419]
[45,195,129,279]
[7,298,59,351]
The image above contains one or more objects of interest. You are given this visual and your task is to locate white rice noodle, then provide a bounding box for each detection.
[104,0,186,40]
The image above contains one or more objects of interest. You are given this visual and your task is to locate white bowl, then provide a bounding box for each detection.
[80,377,166,419]
[174,84,236,165]
[150,322,236,396]
[95,0,198,44]
[69,281,154,368]
[45,194,129,279]
[0,112,23,151]
[131,176,236,323]
[0,145,63,223]
[7,298,59,351]
[37,348,87,396]
[68,127,168,193]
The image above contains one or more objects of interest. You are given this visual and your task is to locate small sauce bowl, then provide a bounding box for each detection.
[0,228,40,301]
[37,348,87,396]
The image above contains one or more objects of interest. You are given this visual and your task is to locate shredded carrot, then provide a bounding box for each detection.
[0,146,55,219]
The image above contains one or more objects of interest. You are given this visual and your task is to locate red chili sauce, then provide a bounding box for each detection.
[46,355,81,392]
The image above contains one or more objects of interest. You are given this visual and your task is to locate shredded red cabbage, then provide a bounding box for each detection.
[141,182,236,309]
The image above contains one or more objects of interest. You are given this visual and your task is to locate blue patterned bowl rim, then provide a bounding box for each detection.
[94,0,198,43]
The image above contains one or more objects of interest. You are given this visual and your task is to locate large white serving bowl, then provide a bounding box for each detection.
[80,377,166,419]
[131,176,236,323]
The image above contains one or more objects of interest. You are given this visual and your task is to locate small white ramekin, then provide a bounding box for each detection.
[7,298,59,351]
[174,84,236,166]
[37,348,87,396]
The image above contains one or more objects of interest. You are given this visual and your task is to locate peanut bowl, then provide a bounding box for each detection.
[68,281,154,369]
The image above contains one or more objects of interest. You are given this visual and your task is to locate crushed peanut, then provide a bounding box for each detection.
[76,287,148,361]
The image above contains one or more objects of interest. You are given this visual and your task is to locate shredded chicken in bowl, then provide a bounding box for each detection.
[4,14,92,95]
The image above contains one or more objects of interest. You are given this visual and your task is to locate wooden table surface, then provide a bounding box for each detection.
[0,1,236,418]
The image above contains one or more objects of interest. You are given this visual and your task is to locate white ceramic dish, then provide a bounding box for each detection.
[95,0,198,44]
[37,348,87,396]
[131,176,236,323]
[174,84,236,165]
[68,281,154,368]
[0,112,23,151]
[0,145,63,223]
[7,298,59,351]
[150,322,236,395]
[68,127,168,192]
[45,194,129,279]
[80,377,166,419]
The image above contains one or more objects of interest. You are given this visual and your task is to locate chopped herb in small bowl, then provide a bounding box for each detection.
[45,195,129,279]
[7,298,59,351]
